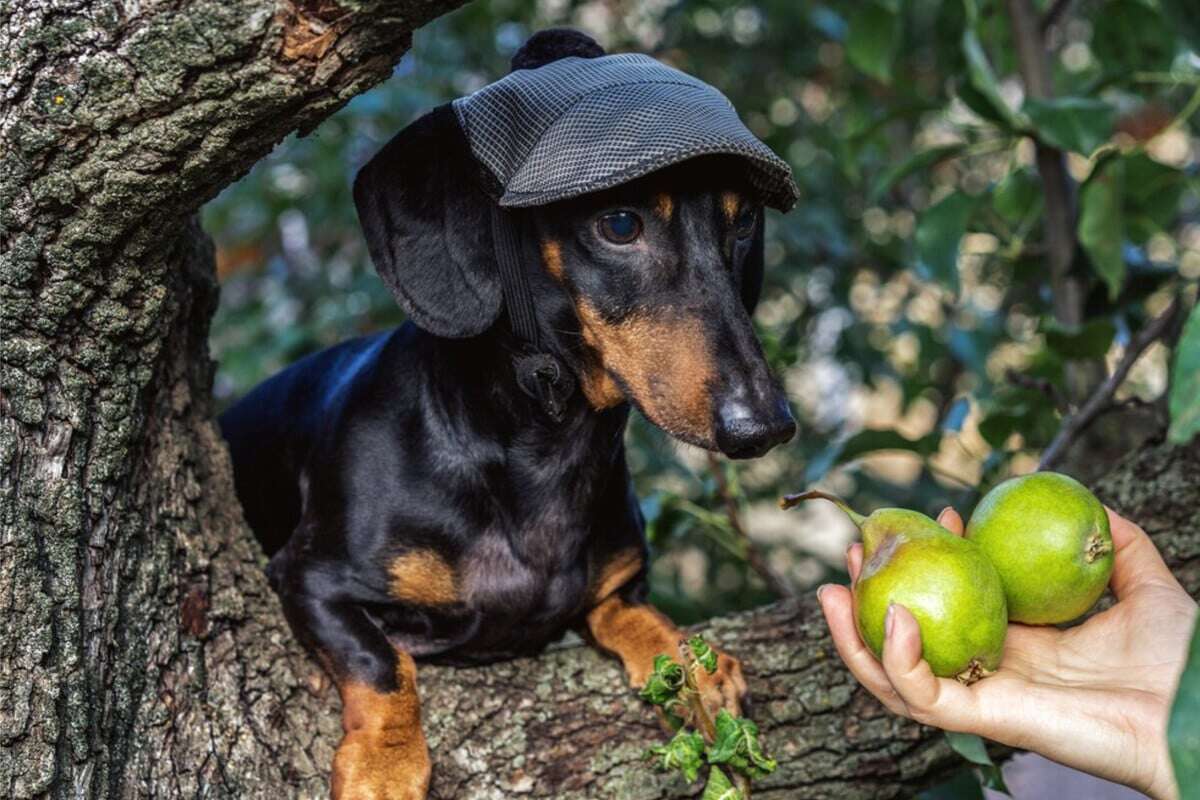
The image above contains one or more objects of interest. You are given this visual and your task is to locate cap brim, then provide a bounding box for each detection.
[497,84,799,211]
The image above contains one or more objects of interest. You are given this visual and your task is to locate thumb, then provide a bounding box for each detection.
[1106,507,1180,600]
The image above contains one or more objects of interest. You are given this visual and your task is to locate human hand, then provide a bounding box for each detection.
[817,506,1197,800]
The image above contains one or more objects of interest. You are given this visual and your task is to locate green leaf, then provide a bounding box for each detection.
[1160,0,1200,52]
[646,729,706,782]
[960,29,1019,129]
[1168,303,1200,445]
[916,190,976,293]
[846,2,901,83]
[945,732,1010,795]
[706,709,778,780]
[919,768,986,800]
[1078,157,1126,300]
[1043,319,1116,360]
[871,144,966,202]
[1123,152,1185,244]
[1023,97,1115,156]
[992,168,1042,227]
[1092,0,1175,73]
[945,731,992,766]
[806,428,942,482]
[639,654,686,706]
[1168,619,1200,788]
[689,635,719,674]
[701,766,742,800]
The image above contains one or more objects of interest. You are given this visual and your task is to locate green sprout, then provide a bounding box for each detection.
[638,635,776,798]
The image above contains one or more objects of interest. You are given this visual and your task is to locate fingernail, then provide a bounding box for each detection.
[937,506,952,522]
[885,603,896,639]
[816,583,832,602]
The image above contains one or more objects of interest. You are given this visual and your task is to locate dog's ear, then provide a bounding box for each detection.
[739,211,766,313]
[354,104,501,338]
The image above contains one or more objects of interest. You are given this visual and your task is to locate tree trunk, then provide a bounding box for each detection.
[1,3,1197,800]
[0,2,463,796]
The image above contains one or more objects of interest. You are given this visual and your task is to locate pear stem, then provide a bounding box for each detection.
[779,490,867,528]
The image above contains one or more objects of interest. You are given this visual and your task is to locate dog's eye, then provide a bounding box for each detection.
[734,207,757,239]
[598,211,643,245]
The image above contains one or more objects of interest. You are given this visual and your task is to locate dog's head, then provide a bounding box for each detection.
[354,30,796,459]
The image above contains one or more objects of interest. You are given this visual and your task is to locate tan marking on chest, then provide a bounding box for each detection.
[388,550,458,606]
[592,547,644,602]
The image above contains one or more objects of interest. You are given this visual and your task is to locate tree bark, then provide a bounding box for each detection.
[1,3,1197,800]
[0,2,463,797]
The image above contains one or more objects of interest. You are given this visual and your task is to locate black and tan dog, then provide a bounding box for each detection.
[220,30,796,800]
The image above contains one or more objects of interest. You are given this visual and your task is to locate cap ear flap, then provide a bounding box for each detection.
[739,212,766,313]
[353,104,501,338]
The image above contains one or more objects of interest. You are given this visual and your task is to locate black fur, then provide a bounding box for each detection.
[510,28,605,72]
[352,104,501,339]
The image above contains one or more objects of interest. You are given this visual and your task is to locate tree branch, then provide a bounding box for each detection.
[407,439,1200,798]
[1005,0,1083,330]
[1039,297,1182,470]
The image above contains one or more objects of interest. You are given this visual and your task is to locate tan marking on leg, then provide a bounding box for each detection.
[654,192,674,221]
[332,653,430,799]
[541,239,564,281]
[721,191,741,223]
[591,547,644,603]
[389,550,458,606]
[585,596,683,687]
[585,598,748,718]
[575,300,716,444]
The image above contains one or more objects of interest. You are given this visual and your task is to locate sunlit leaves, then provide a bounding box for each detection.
[1023,97,1115,156]
[916,190,977,294]
[846,2,901,83]
[1168,303,1200,445]
[1168,620,1200,789]
[1078,156,1126,300]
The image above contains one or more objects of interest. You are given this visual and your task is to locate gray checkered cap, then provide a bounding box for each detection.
[452,53,799,211]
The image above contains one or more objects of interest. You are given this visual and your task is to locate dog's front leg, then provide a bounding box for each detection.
[584,593,748,719]
[274,563,431,800]
[331,649,429,800]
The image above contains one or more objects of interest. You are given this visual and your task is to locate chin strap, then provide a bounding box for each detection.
[489,205,575,422]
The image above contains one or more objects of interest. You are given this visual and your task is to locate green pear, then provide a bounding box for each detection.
[784,491,1007,684]
[965,472,1113,625]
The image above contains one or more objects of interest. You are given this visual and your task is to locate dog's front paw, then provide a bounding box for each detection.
[331,731,431,800]
[693,648,748,719]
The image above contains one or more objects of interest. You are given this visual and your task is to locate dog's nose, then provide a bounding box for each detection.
[714,395,796,459]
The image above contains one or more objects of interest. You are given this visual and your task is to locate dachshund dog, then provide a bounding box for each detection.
[220,31,796,800]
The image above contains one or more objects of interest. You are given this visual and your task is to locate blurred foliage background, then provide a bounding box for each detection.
[204,0,1199,628]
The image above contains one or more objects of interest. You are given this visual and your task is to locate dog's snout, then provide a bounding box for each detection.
[714,394,795,459]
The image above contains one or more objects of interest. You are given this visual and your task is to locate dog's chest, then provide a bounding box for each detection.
[460,510,590,621]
